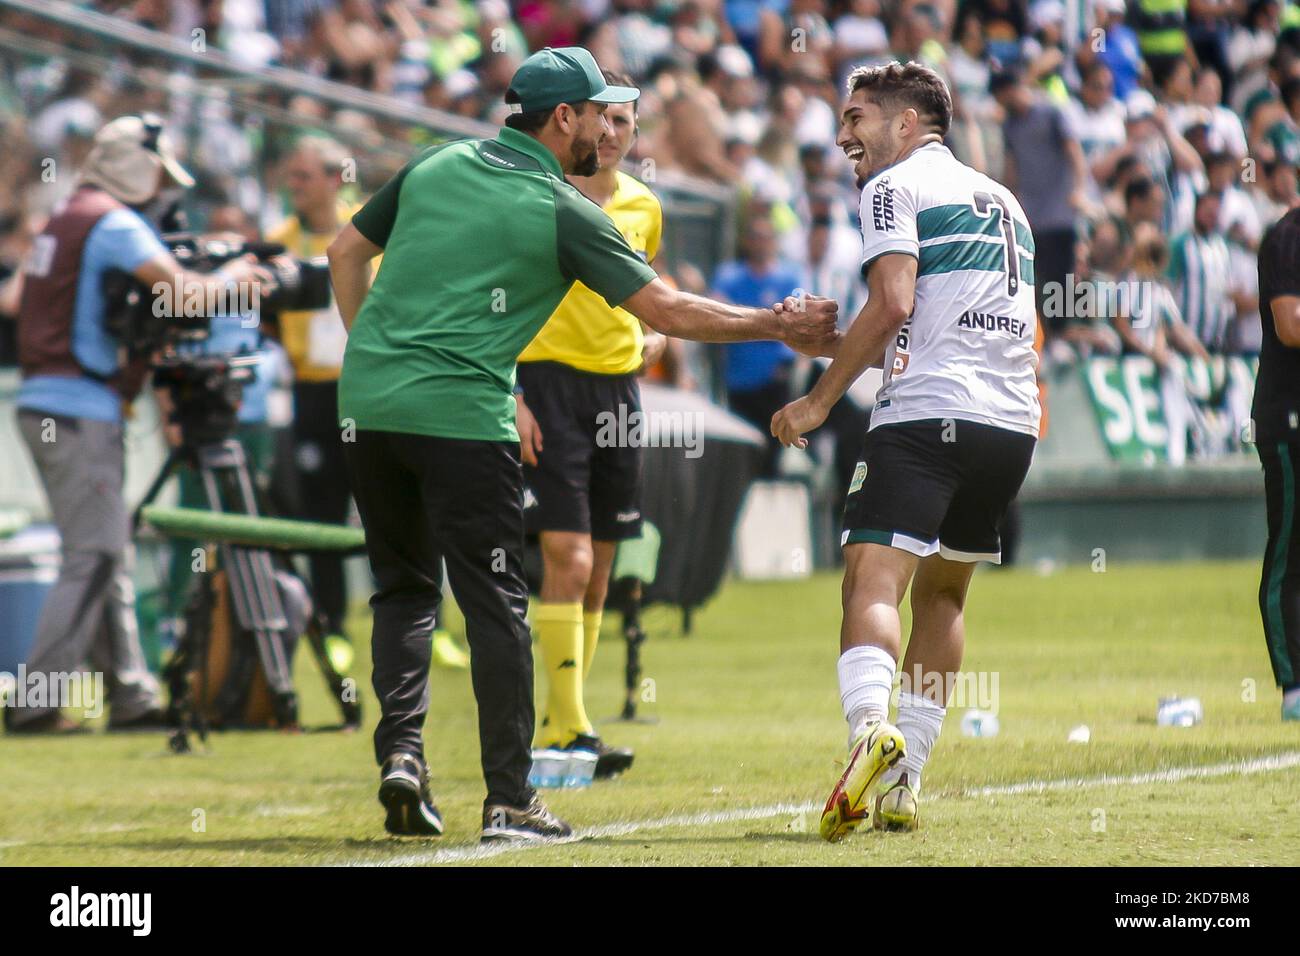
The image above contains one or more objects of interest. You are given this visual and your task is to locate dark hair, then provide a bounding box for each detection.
[988,67,1022,97]
[1282,77,1300,111]
[1124,176,1156,206]
[1082,60,1112,84]
[846,61,952,135]
[504,100,589,133]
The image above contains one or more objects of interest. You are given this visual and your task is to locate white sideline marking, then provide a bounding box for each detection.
[346,750,1300,867]
[958,750,1300,798]
[350,802,814,866]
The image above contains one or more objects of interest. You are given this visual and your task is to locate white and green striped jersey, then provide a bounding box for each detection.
[1167,228,1233,351]
[1118,269,1183,352]
[858,142,1041,437]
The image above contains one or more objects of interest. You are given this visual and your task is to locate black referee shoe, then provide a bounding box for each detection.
[566,733,635,779]
[480,794,573,844]
[378,753,445,837]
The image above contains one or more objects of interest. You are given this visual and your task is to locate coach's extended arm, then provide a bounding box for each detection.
[622,276,840,356]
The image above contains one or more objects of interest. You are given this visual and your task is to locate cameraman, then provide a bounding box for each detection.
[7,115,270,734]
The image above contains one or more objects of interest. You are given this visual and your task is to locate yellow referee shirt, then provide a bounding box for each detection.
[267,200,364,383]
[519,170,662,375]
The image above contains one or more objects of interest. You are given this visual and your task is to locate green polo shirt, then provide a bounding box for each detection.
[338,126,657,442]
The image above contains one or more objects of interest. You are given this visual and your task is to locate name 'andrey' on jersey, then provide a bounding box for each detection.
[956,310,1029,338]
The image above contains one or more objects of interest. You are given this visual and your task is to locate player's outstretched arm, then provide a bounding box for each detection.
[622,276,840,355]
[326,222,383,331]
[770,253,916,448]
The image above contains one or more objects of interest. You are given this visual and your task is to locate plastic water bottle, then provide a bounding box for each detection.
[563,751,598,789]
[527,749,569,789]
[1156,697,1203,727]
[960,709,1000,738]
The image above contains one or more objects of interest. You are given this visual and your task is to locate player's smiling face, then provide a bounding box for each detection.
[836,92,898,180]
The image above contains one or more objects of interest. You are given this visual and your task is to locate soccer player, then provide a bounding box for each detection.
[514,71,660,777]
[329,47,838,842]
[1252,195,1300,722]
[771,61,1041,838]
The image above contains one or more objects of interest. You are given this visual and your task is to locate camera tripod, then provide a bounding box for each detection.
[133,353,359,749]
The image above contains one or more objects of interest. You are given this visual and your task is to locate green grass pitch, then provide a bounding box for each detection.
[1,559,1296,866]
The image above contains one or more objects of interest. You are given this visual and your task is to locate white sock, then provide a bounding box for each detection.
[838,644,896,748]
[882,691,946,792]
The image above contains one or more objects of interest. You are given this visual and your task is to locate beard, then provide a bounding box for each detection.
[859,124,904,179]
[570,135,601,176]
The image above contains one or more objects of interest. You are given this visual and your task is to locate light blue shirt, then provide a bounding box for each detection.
[17,207,166,422]
[712,259,804,392]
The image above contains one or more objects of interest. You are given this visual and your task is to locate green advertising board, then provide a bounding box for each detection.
[1081,355,1258,462]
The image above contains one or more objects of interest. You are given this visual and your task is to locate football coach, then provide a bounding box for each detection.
[328,46,839,843]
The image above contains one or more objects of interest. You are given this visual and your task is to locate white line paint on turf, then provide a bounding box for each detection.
[955,749,1300,799]
[346,750,1300,866]
[348,801,815,866]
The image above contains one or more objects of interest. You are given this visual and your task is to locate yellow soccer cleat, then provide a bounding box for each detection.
[819,721,906,843]
[873,771,920,832]
[431,629,470,670]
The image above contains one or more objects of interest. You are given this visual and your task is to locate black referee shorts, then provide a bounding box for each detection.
[517,361,643,542]
[842,419,1036,564]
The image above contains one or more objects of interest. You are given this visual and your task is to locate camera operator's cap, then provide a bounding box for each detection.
[81,114,195,206]
[505,47,638,113]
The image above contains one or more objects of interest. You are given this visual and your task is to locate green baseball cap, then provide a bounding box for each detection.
[505,47,639,113]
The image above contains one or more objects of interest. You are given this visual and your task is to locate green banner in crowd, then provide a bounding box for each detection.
[1081,355,1259,463]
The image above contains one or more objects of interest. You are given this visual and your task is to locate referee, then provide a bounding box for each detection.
[516,70,658,777]
[1253,198,1300,723]
[327,47,838,843]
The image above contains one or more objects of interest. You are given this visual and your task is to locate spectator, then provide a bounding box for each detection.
[992,67,1089,338]
[1188,66,1249,159]
[958,0,1027,69]
[833,0,889,81]
[1205,149,1262,247]
[1168,190,1234,353]
[1133,0,1190,89]
[712,214,803,474]
[1068,61,1128,200]
[1119,174,1167,246]
[1091,0,1145,102]
[1121,88,1205,235]
[1064,216,1124,357]
[1251,157,1300,227]
[1112,222,1209,463]
[1227,0,1282,114]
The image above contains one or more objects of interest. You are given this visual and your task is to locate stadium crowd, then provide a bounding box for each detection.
[2,0,1298,470]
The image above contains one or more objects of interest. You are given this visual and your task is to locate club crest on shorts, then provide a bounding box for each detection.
[848,462,867,495]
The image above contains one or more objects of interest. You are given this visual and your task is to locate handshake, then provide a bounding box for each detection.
[770,292,841,357]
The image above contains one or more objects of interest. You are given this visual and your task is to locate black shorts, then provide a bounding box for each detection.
[841,419,1036,563]
[517,361,643,542]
